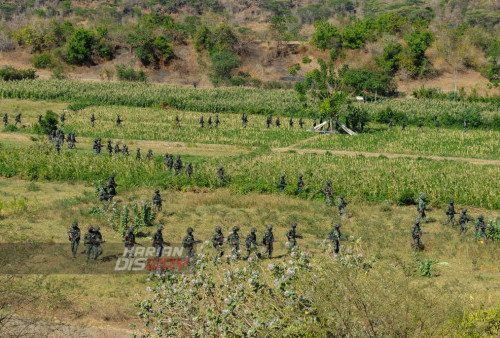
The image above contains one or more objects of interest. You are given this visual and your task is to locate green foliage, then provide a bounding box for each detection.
[302,57,312,64]
[397,188,416,206]
[447,306,500,336]
[341,67,397,96]
[341,20,372,49]
[209,51,240,82]
[344,105,370,132]
[115,64,147,82]
[288,63,300,76]
[0,66,36,81]
[35,110,59,135]
[3,124,18,132]
[373,107,405,123]
[375,42,402,75]
[310,21,341,50]
[33,53,54,69]
[413,253,438,277]
[127,27,173,66]
[194,25,238,55]
[402,22,434,77]
[67,28,94,64]
[484,40,500,87]
[486,218,500,241]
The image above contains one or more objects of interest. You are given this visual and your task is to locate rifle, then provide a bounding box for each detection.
[295,235,304,239]
[192,240,202,245]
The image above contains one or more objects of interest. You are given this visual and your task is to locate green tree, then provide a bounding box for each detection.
[310,21,341,50]
[67,28,93,64]
[37,110,59,135]
[485,40,500,87]
[375,42,402,75]
[209,51,240,81]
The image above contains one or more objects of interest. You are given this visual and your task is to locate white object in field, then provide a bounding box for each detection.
[356,96,365,102]
[338,122,357,135]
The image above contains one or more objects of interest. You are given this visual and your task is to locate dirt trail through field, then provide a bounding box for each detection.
[1,132,499,165]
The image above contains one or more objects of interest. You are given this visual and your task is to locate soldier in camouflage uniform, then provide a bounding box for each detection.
[3,113,7,127]
[152,189,162,211]
[123,227,136,258]
[241,113,248,128]
[299,117,304,129]
[90,113,96,127]
[175,115,180,127]
[402,119,406,131]
[436,118,440,131]
[245,227,260,260]
[99,186,110,204]
[286,222,302,249]
[60,112,66,127]
[15,113,21,126]
[474,215,487,240]
[83,226,94,262]
[418,120,423,131]
[463,119,467,132]
[93,138,102,155]
[297,174,304,193]
[266,115,272,128]
[186,162,193,178]
[163,153,169,169]
[55,138,62,154]
[459,208,471,235]
[275,116,281,128]
[113,142,121,154]
[278,174,287,192]
[289,117,293,128]
[67,221,81,258]
[328,223,341,254]
[152,225,169,258]
[167,154,174,170]
[122,144,129,156]
[323,181,334,206]
[207,116,213,128]
[146,149,153,161]
[262,224,274,258]
[217,166,226,181]
[388,119,394,131]
[173,155,183,175]
[227,226,240,259]
[417,193,427,223]
[107,173,117,201]
[107,139,113,156]
[92,226,103,260]
[136,148,141,161]
[199,116,204,128]
[411,219,424,251]
[337,194,348,216]
[443,200,457,226]
[38,114,42,124]
[116,114,122,126]
[182,227,200,259]
[215,114,220,127]
[211,226,225,260]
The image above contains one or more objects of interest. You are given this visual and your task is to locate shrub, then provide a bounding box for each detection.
[341,67,397,96]
[67,28,94,64]
[33,53,54,69]
[0,66,37,81]
[310,21,341,50]
[397,188,416,206]
[115,64,147,82]
[209,51,240,81]
[373,107,406,123]
[3,124,18,132]
[302,57,312,64]
[34,110,59,135]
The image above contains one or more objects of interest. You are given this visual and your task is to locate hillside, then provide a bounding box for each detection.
[0,0,499,93]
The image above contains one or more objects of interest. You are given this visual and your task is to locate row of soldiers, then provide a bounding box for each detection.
[67,222,104,261]
[411,194,489,250]
[266,116,305,129]
[163,153,193,176]
[3,113,22,127]
[391,118,491,131]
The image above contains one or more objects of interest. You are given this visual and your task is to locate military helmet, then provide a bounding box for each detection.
[478,215,484,220]
[111,173,116,178]
[128,227,134,233]
[327,180,331,185]
[450,200,454,204]
[95,226,100,231]
[88,226,93,231]
[340,194,345,199]
[299,174,303,178]
[157,225,163,231]
[233,226,239,232]
[420,193,426,199]
[251,227,257,233]
[215,225,221,232]
[267,224,273,230]
[72,221,78,228]
[281,174,285,178]
[462,208,467,213]
[187,227,193,233]
[155,189,159,193]
[335,223,341,228]
[291,222,297,228]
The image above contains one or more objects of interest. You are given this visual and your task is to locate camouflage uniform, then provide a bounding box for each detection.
[207,116,213,128]
[323,181,334,206]
[217,166,226,181]
[278,174,287,192]
[299,117,304,129]
[3,113,7,127]
[186,162,193,178]
[93,138,102,155]
[107,174,117,201]
[167,154,174,170]
[297,174,304,193]
[474,215,487,240]
[411,219,423,250]
[199,116,204,128]
[116,114,122,126]
[458,208,471,235]
[418,120,422,130]
[215,114,219,127]
[114,143,121,154]
[388,119,393,131]
[122,144,129,156]
[136,148,141,161]
[92,226,103,260]
[107,139,113,156]
[163,153,170,169]
[245,227,260,260]
[152,225,167,258]
[402,120,406,131]
[83,226,94,262]
[443,200,456,226]
[337,194,348,216]
[328,223,341,254]
[60,113,66,127]
[262,225,274,258]
[286,222,301,248]
[55,138,61,154]
[173,155,183,175]
[417,193,427,222]
[211,226,225,260]
[227,226,240,259]
[242,113,248,128]
[38,114,42,124]
[436,119,440,131]
[182,227,199,259]
[266,115,272,128]
[152,189,162,211]
[146,149,153,161]
[276,116,281,128]
[15,113,21,126]
[123,227,135,258]
[67,221,81,258]
[90,113,95,127]
[463,119,467,132]
[289,117,293,128]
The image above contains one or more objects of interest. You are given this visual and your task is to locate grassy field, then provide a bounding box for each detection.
[1,95,499,336]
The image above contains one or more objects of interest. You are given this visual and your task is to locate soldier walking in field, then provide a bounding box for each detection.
[412,219,424,251]
[114,142,121,154]
[175,115,181,128]
[443,200,457,226]
[38,114,42,124]
[297,174,304,193]
[15,113,21,126]
[173,155,183,175]
[136,148,141,161]
[245,227,260,260]
[3,113,8,127]
[182,227,201,259]
[262,224,274,258]
[228,226,241,259]
[83,226,94,262]
[337,194,348,216]
[199,116,204,128]
[328,223,341,254]
[266,115,272,128]
[116,114,122,126]
[299,117,304,129]
[241,113,248,128]
[167,154,174,170]
[60,112,66,127]
[402,119,406,131]
[123,227,136,258]
[186,162,193,178]
[211,226,225,261]
[90,113,96,127]
[122,144,129,156]
[286,222,302,249]
[289,117,293,128]
[323,181,334,206]
[67,221,81,258]
[459,208,472,235]
[474,215,487,240]
[152,225,170,258]
[92,226,104,261]
[153,189,162,211]
[146,149,153,161]
[217,166,226,181]
[417,193,427,223]
[278,174,287,192]
[463,119,468,132]
[276,116,281,128]
[207,116,213,128]
[436,118,440,131]
[418,120,422,131]
[107,139,113,157]
[215,114,220,127]
[388,119,394,131]
[93,138,102,155]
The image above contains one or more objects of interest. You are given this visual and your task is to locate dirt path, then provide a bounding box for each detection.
[2,132,499,165]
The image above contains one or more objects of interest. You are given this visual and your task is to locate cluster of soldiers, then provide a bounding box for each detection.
[3,113,22,127]
[411,194,489,250]
[393,118,490,132]
[99,173,118,204]
[49,129,76,154]
[266,116,304,129]
[67,222,104,261]
[163,153,193,176]
[93,138,131,156]
[199,114,220,128]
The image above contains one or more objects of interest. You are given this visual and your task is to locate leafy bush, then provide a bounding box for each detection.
[0,66,37,81]
[209,51,240,81]
[115,64,147,82]
[344,105,370,132]
[302,57,311,64]
[32,53,54,69]
[3,124,18,132]
[397,188,416,206]
[373,107,406,123]
[34,110,59,135]
[67,28,94,64]
[341,67,397,96]
[310,21,341,50]
[288,63,300,76]
[486,217,500,241]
